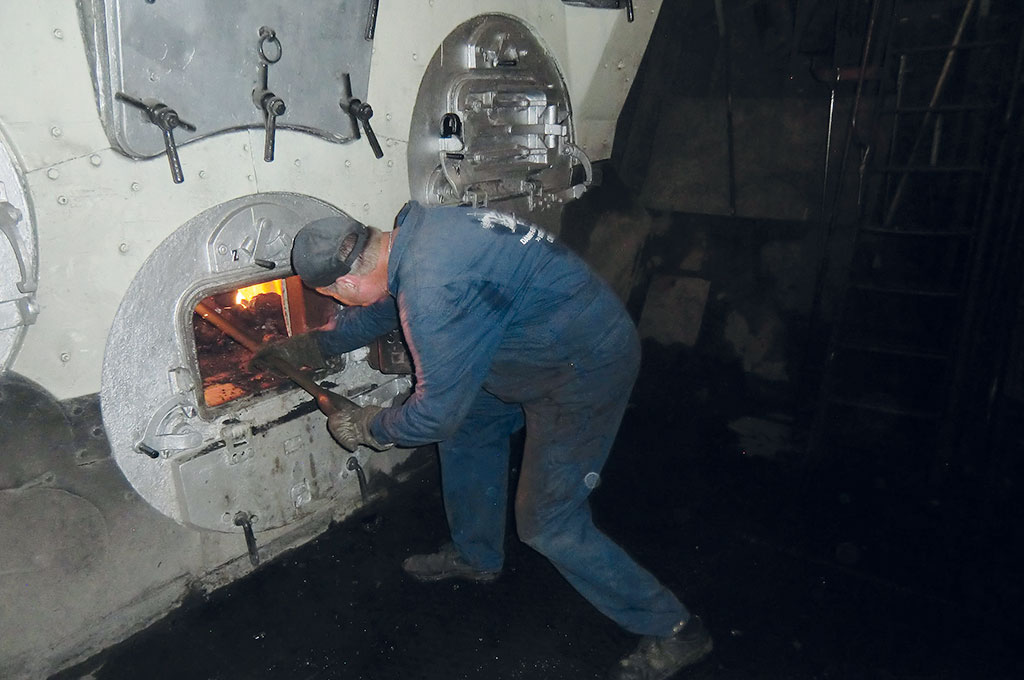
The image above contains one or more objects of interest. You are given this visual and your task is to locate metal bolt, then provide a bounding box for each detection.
[294,159,301,167]
[46,168,60,180]
[119,242,129,253]
[130,182,141,192]
[344,160,351,168]
[247,174,254,182]
[198,170,206,179]
[53,28,64,40]
[60,352,71,363]
[57,195,68,205]
[50,127,63,138]
[90,154,102,167]
[385,113,393,121]
[387,160,394,168]
[363,203,370,212]
[217,244,228,255]
[412,53,418,61]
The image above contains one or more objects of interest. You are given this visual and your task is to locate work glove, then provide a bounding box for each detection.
[327,404,393,452]
[251,333,328,372]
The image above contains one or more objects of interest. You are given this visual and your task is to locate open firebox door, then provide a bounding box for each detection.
[100,193,411,540]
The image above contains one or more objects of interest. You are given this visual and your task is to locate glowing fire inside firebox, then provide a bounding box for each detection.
[235,279,284,307]
[193,276,336,408]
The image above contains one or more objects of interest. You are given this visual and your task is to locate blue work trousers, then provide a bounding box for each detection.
[437,327,689,637]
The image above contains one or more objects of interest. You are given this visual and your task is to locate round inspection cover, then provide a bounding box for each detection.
[0,129,38,373]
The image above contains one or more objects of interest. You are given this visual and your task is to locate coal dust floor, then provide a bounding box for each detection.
[59,411,1022,680]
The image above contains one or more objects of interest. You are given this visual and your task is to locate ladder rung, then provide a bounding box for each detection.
[850,282,960,298]
[885,103,997,113]
[860,225,973,237]
[897,40,1005,55]
[837,340,949,361]
[825,396,940,419]
[879,165,985,173]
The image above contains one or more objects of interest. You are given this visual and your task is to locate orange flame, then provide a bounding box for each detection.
[235,279,284,307]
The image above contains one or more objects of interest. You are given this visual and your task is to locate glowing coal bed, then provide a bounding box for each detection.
[192,276,334,407]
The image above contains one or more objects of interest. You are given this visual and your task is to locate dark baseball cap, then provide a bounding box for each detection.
[291,215,370,287]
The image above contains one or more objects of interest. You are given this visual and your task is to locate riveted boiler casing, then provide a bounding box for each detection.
[0,2,660,677]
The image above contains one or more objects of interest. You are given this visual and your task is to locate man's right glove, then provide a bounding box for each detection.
[251,333,328,372]
[327,404,393,452]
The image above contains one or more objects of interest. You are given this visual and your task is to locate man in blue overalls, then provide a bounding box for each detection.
[263,201,712,680]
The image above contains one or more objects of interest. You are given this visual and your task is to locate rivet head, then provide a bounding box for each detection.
[130,182,141,192]
[385,113,393,121]
[90,154,102,167]
[50,127,63,138]
[386,160,394,168]
[53,28,64,39]
[60,352,71,363]
[119,242,129,253]
[57,195,68,205]
[46,168,60,180]
[363,203,370,212]
[198,170,207,179]
[344,160,352,168]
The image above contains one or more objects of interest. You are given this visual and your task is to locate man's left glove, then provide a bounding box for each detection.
[327,404,393,452]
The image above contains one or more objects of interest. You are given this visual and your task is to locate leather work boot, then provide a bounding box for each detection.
[401,543,501,583]
[609,616,713,680]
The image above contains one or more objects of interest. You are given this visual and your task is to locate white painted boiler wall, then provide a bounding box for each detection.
[0,2,659,676]
[2,0,659,401]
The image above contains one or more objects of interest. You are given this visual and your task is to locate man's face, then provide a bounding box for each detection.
[316,274,387,307]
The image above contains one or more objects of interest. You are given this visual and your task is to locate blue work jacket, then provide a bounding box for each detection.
[316,201,637,448]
